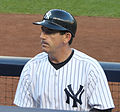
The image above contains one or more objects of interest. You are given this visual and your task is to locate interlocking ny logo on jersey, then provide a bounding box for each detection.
[64,84,84,107]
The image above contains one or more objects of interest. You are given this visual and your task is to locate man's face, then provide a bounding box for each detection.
[40,26,66,53]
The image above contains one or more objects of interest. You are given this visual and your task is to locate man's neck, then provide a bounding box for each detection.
[48,47,72,64]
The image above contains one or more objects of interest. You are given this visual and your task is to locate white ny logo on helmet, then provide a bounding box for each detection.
[45,11,52,19]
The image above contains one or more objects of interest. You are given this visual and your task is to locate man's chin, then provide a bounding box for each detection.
[41,48,49,53]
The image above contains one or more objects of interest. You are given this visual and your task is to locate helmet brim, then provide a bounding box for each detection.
[33,20,67,31]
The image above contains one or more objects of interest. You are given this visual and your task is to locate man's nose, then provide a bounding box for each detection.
[40,32,47,39]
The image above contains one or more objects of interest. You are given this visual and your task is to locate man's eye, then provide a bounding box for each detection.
[41,27,59,35]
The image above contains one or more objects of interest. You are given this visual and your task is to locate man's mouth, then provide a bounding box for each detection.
[41,41,49,46]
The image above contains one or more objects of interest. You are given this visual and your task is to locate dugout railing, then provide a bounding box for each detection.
[0,56,120,112]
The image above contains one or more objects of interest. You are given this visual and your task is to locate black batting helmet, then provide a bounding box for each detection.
[33,9,77,37]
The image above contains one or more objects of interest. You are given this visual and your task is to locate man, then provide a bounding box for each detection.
[14,9,114,112]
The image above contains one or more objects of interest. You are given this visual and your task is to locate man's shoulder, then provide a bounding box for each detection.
[34,52,48,59]
[73,49,104,73]
[27,52,48,65]
[73,49,99,65]
[73,49,93,60]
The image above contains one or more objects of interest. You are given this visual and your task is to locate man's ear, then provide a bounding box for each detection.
[64,32,72,44]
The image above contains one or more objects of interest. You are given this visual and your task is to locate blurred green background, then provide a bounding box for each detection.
[0,0,120,18]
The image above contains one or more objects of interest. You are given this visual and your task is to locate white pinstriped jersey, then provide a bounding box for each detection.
[14,49,114,111]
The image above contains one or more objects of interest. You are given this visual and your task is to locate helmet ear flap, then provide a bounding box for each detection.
[33,9,77,38]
